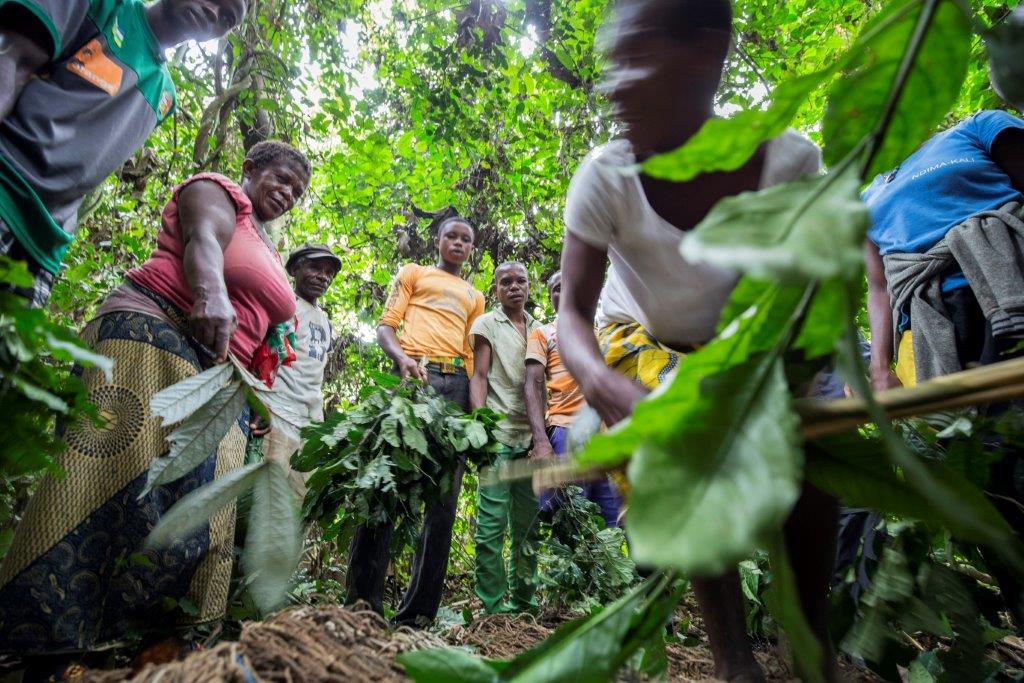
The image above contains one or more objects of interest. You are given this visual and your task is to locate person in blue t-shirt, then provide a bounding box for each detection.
[864,109,1024,391]
[863,109,1024,626]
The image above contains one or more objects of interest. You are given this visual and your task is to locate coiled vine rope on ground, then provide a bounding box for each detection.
[78,605,447,683]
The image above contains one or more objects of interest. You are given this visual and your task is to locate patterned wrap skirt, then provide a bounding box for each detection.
[0,311,247,654]
[597,321,692,499]
[597,321,687,391]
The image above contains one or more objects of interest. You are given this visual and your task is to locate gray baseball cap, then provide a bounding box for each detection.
[286,243,342,271]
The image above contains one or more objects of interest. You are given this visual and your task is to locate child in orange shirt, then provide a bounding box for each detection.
[346,217,484,626]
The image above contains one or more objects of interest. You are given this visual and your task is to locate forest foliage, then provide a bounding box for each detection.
[3,0,1024,680]
[49,0,1010,397]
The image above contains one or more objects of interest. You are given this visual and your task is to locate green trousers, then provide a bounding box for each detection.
[474,447,540,613]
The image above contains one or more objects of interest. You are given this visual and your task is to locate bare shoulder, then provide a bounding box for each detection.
[178,179,234,212]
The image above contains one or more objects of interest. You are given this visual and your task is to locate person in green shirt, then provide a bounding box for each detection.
[469,261,542,614]
[0,0,245,306]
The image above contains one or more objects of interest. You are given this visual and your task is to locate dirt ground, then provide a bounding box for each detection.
[443,604,884,683]
[10,601,1024,681]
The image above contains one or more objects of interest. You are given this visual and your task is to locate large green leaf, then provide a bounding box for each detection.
[401,572,684,683]
[626,356,802,574]
[143,379,248,496]
[578,282,811,470]
[149,362,235,426]
[610,572,689,673]
[716,277,847,360]
[498,576,648,681]
[145,460,265,548]
[232,358,308,439]
[639,70,831,182]
[679,165,868,282]
[807,431,1018,548]
[244,459,302,613]
[806,436,940,520]
[399,649,501,683]
[12,377,69,413]
[43,332,113,381]
[823,0,972,177]
[0,256,36,288]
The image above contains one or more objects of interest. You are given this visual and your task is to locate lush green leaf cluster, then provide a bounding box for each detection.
[295,372,503,544]
[0,259,111,478]
[840,524,1009,682]
[536,486,637,612]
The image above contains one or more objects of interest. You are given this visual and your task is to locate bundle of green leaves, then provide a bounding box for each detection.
[294,371,503,545]
[538,486,637,613]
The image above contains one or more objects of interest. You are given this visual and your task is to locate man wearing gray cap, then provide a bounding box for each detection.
[249,244,339,466]
[278,243,341,423]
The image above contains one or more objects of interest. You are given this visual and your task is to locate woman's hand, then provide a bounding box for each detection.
[583,368,649,428]
[248,414,272,437]
[190,287,237,362]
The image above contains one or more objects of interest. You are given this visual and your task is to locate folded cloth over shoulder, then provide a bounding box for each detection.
[883,201,1024,382]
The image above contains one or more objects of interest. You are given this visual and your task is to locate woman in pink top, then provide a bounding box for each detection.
[0,141,310,663]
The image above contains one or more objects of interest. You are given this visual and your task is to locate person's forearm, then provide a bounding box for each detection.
[183,229,228,302]
[867,285,895,374]
[524,366,548,445]
[863,240,896,380]
[557,309,607,395]
[376,325,410,364]
[469,373,487,411]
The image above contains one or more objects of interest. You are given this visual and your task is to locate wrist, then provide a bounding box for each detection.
[191,282,226,303]
[868,359,892,375]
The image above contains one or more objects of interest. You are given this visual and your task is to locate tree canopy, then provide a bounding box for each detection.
[51,0,1012,396]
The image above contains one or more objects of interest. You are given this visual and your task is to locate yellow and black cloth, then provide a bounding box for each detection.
[0,310,246,654]
[598,321,687,390]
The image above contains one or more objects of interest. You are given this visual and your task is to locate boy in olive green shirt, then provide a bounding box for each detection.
[469,261,541,613]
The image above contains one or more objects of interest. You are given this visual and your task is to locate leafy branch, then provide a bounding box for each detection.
[295,372,504,545]
[141,356,309,613]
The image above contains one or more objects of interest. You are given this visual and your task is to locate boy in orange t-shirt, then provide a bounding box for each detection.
[346,217,484,626]
[524,271,621,527]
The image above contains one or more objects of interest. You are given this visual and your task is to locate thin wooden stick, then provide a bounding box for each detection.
[509,356,1024,489]
[799,383,1024,438]
[798,357,1024,427]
